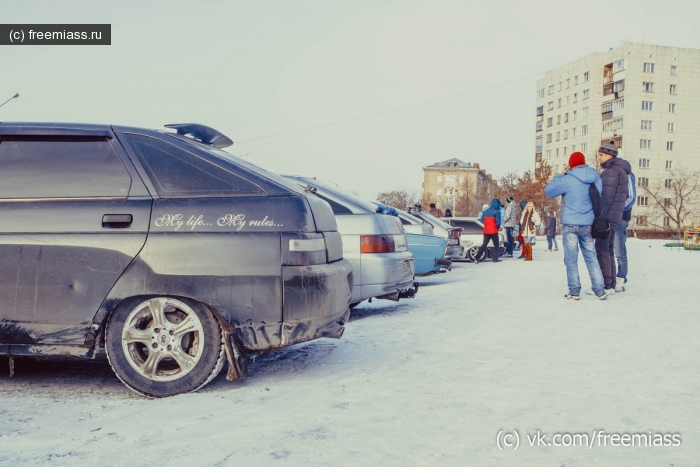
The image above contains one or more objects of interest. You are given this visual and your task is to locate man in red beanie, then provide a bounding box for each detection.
[544,152,607,300]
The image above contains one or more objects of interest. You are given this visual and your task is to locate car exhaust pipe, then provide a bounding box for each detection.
[435,258,452,271]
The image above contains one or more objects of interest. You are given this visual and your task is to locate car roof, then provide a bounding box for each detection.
[0,122,114,137]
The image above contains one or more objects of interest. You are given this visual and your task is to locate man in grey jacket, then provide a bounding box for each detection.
[502,197,517,258]
[595,142,629,295]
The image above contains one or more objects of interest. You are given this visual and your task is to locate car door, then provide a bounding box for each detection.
[0,133,151,347]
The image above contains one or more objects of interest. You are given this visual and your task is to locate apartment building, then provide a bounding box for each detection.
[535,43,700,229]
[423,158,492,216]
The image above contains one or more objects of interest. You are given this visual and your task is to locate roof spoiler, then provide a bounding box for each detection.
[165,123,233,148]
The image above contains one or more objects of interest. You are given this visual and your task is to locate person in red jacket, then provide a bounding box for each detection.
[474,199,502,264]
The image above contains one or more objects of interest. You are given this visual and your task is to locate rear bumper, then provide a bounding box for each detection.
[281,259,353,346]
[352,251,415,303]
[446,245,464,259]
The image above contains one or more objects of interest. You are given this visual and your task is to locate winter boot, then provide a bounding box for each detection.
[525,244,533,261]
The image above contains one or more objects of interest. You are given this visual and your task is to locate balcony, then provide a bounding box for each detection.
[536,106,544,117]
[602,111,613,121]
[601,136,623,148]
[535,152,542,162]
[536,122,543,132]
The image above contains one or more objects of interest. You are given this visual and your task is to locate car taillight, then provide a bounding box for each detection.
[360,235,407,253]
[283,235,327,265]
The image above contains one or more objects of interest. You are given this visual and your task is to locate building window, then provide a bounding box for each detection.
[573,93,578,103]
[669,103,676,113]
[565,96,570,106]
[572,110,577,120]
[557,98,561,108]
[669,84,676,95]
[643,62,655,73]
[641,120,652,130]
[663,217,670,227]
[583,71,590,82]
[664,198,671,208]
[671,65,677,75]
[556,148,560,157]
[437,175,442,182]
[574,75,579,85]
[572,144,576,152]
[642,101,653,111]
[613,116,623,130]
[556,131,560,141]
[546,150,552,159]
[537,88,545,99]
[637,196,649,206]
[564,112,569,123]
[666,160,673,170]
[639,158,650,168]
[563,146,567,155]
[668,122,675,132]
[581,142,587,153]
[643,82,654,92]
[548,101,554,111]
[564,130,568,140]
[636,216,648,226]
[548,85,554,95]
[612,98,625,111]
[640,139,652,150]
[582,107,589,117]
[583,89,590,99]
[665,179,672,189]
[566,79,570,88]
[436,188,442,196]
[546,134,552,143]
[581,125,588,135]
[638,177,649,187]
[572,127,577,137]
[547,117,553,127]
[667,141,674,151]
[613,58,625,72]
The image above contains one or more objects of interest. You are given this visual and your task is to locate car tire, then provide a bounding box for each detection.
[105,296,225,398]
[467,246,485,263]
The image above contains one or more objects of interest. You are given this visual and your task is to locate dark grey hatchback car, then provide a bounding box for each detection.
[0,122,353,397]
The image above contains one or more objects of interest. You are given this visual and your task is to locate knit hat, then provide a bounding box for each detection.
[598,141,618,157]
[568,151,586,168]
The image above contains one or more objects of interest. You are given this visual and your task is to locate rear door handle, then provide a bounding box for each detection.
[102,214,133,228]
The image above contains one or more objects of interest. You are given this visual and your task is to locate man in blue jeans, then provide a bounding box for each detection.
[502,197,517,257]
[544,152,607,300]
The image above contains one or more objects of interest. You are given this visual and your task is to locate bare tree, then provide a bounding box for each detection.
[376,189,420,210]
[492,162,558,225]
[641,168,700,234]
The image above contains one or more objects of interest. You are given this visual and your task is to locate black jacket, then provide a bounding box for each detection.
[544,216,556,236]
[600,157,630,224]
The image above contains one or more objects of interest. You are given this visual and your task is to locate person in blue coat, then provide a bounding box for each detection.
[544,152,606,300]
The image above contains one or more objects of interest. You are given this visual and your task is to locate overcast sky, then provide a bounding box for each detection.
[3,0,699,199]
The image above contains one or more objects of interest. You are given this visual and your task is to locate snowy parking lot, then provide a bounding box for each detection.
[1,239,699,466]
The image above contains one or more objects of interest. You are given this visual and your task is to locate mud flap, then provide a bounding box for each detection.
[210,309,247,382]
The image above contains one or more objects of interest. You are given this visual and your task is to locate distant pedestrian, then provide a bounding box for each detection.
[429,203,444,217]
[545,211,558,251]
[520,202,540,261]
[517,200,528,258]
[502,197,517,258]
[595,142,629,296]
[474,199,502,264]
[544,151,606,300]
[444,208,453,218]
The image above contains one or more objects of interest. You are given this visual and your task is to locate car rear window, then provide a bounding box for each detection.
[124,134,264,198]
[0,136,131,199]
[449,220,483,234]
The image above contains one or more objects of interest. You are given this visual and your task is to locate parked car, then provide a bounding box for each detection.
[284,176,417,307]
[373,204,451,276]
[0,122,353,398]
[407,207,464,260]
[440,217,506,262]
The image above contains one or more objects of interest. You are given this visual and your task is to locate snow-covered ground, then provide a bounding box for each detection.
[1,239,699,466]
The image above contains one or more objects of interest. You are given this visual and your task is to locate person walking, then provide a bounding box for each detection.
[502,197,517,258]
[520,202,540,261]
[595,142,629,295]
[544,151,607,300]
[474,199,502,264]
[429,203,443,217]
[544,211,558,251]
[516,200,528,258]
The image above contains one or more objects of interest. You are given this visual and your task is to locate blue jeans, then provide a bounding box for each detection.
[547,236,558,250]
[614,220,628,280]
[563,225,605,295]
[505,227,515,255]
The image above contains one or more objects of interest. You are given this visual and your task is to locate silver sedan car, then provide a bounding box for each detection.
[284,176,417,307]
